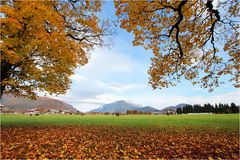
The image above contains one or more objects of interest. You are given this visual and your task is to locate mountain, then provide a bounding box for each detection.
[160,103,186,112]
[138,106,160,112]
[89,100,140,113]
[1,94,78,113]
[89,100,160,113]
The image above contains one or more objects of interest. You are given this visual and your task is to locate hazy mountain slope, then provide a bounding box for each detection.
[89,100,160,113]
[160,103,187,112]
[138,106,160,112]
[89,100,141,113]
[1,94,77,113]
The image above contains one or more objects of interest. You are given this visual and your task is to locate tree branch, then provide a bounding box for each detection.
[152,1,187,58]
[168,1,187,58]
[169,1,187,37]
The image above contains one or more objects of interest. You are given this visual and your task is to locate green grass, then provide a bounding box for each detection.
[1,114,239,130]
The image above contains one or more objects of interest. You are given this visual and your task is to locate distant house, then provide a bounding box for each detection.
[36,108,48,114]
[2,110,15,114]
[164,110,176,115]
[47,109,59,115]
[60,110,71,115]
[0,104,15,114]
[0,104,7,113]
[26,108,40,115]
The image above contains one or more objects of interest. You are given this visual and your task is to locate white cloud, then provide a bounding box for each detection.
[80,48,138,78]
[96,80,142,93]
[70,74,87,81]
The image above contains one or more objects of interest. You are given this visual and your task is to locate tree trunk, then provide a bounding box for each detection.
[1,60,12,98]
[0,84,5,99]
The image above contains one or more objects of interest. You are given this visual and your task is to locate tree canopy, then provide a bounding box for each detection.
[115,0,239,91]
[0,0,112,98]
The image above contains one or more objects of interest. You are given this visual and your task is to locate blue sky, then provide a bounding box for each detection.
[48,1,239,112]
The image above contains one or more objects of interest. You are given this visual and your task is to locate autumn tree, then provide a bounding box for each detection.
[115,0,239,91]
[0,0,113,98]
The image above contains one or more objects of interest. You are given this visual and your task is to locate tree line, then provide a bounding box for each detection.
[176,103,239,114]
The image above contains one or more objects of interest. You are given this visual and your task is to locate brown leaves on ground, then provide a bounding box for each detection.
[1,126,239,159]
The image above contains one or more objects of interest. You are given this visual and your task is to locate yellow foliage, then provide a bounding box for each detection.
[114,0,239,91]
[1,0,112,98]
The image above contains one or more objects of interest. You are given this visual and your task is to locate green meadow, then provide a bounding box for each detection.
[1,114,239,129]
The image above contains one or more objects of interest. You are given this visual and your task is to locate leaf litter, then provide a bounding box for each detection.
[1,126,239,159]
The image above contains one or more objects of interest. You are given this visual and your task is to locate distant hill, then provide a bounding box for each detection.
[138,106,160,112]
[1,94,77,113]
[89,100,160,113]
[160,103,186,112]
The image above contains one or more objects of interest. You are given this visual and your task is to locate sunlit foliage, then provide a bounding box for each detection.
[0,0,112,98]
[115,0,239,91]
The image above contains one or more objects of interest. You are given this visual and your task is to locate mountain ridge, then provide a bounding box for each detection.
[89,100,187,113]
[159,103,187,112]
[1,94,78,113]
[89,100,160,113]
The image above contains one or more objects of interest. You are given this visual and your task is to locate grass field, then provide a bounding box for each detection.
[1,114,239,129]
[1,114,239,159]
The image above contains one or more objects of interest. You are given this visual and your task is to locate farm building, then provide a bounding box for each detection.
[61,110,71,115]
[25,108,40,115]
[47,109,60,115]
[0,104,15,114]
[0,104,7,112]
